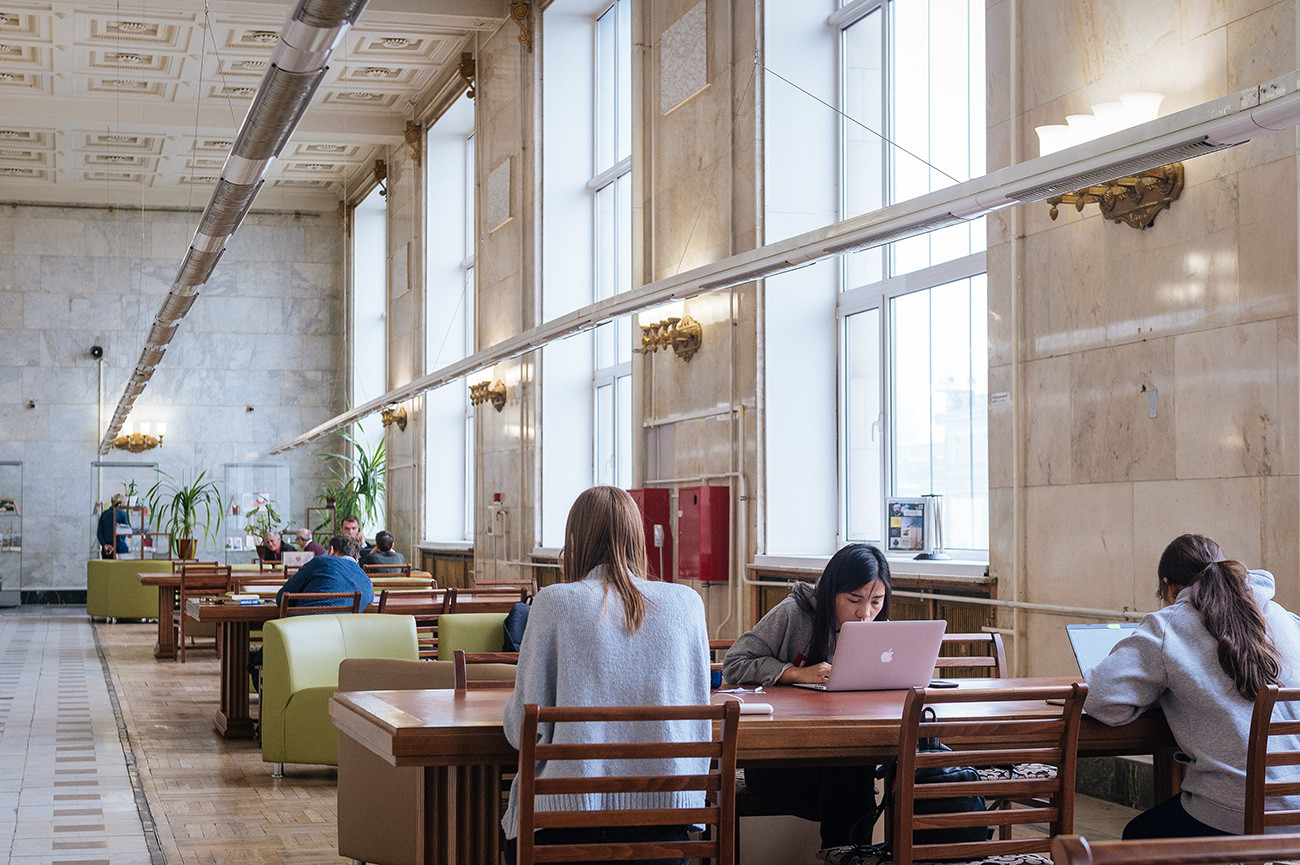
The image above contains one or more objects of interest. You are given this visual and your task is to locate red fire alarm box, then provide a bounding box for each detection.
[678,485,729,582]
[628,488,674,581]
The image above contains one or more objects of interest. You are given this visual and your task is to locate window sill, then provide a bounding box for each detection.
[416,541,473,554]
[750,554,989,582]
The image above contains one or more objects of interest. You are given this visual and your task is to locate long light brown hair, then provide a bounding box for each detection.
[561,486,650,633]
[1158,533,1280,701]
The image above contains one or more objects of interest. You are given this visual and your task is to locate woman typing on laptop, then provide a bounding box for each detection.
[721,544,892,851]
[1085,533,1300,839]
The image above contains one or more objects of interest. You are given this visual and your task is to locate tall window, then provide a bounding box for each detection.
[352,182,387,501]
[540,0,634,544]
[424,94,476,542]
[764,0,987,556]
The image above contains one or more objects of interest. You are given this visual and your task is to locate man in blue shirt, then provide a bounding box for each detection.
[275,534,374,610]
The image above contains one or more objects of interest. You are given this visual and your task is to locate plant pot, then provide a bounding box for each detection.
[174,538,197,560]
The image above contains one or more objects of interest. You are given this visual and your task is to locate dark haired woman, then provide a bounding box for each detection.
[721,543,892,850]
[1086,533,1300,838]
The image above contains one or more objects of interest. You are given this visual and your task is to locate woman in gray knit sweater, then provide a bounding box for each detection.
[502,486,711,865]
[1086,533,1300,838]
[721,544,893,850]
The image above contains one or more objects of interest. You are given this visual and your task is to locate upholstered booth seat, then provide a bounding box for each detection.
[261,613,418,772]
[435,612,508,659]
[86,559,168,620]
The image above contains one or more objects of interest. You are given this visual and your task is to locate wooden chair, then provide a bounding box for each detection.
[377,588,449,658]
[363,562,414,578]
[174,565,232,663]
[886,682,1087,865]
[935,633,1008,679]
[276,591,362,617]
[708,638,734,676]
[1245,684,1300,834]
[515,701,740,865]
[1052,833,1300,865]
[257,559,285,574]
[446,585,529,613]
[472,576,538,595]
[452,650,518,690]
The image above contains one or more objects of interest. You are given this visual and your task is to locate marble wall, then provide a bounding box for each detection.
[988,0,1300,674]
[0,204,344,592]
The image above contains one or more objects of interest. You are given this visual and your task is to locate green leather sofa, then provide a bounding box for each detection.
[435,612,508,659]
[261,613,419,774]
[86,559,169,620]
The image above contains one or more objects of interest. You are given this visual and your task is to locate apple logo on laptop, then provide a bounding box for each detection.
[880,649,894,663]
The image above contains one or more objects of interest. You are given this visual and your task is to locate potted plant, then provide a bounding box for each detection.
[243,498,284,559]
[146,469,222,560]
[316,425,386,532]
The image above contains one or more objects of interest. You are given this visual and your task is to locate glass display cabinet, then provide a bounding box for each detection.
[222,462,291,564]
[0,461,21,606]
[91,460,161,558]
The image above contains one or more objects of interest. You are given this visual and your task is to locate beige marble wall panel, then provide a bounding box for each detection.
[1023,353,1073,486]
[986,0,1011,131]
[1024,481,1135,609]
[1183,0,1286,37]
[1070,336,1176,483]
[987,237,1013,367]
[988,364,1015,488]
[1174,318,1280,478]
[987,485,1016,581]
[1263,474,1299,609]
[1278,316,1299,476]
[1226,1,1296,91]
[1132,475,1265,581]
[1238,158,1298,324]
[1021,219,1107,360]
[1024,614,1091,678]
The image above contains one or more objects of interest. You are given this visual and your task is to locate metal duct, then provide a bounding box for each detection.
[293,0,367,29]
[156,292,198,323]
[195,180,261,244]
[146,321,179,346]
[234,67,327,160]
[139,347,166,368]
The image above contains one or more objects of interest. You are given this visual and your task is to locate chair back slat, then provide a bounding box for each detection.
[277,591,362,617]
[890,683,1087,865]
[378,588,447,658]
[446,585,530,613]
[516,701,739,865]
[936,633,1008,677]
[452,650,519,690]
[1051,833,1300,865]
[363,563,415,579]
[1246,685,1300,833]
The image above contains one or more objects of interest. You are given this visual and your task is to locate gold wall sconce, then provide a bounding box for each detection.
[1036,92,1182,229]
[113,421,165,453]
[469,380,508,411]
[380,403,408,432]
[640,314,702,362]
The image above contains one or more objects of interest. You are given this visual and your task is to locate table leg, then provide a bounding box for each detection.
[422,763,503,865]
[212,620,256,739]
[154,586,177,659]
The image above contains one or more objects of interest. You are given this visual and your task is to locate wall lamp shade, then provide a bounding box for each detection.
[469,380,508,411]
[380,403,408,431]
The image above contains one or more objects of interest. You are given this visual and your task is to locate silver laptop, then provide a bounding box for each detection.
[1066,622,1139,680]
[792,620,948,691]
[282,551,315,568]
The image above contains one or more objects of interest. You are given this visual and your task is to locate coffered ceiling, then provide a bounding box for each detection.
[0,0,506,211]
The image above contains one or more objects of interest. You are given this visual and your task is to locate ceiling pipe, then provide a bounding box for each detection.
[270,69,1300,454]
[97,0,370,455]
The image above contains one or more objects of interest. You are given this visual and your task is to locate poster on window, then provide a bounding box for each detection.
[886,498,926,551]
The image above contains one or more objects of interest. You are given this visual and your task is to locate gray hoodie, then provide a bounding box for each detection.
[1084,569,1300,833]
[722,582,832,686]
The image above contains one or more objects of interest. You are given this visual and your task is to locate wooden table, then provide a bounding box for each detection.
[329,678,1179,865]
[186,588,499,739]
[139,569,435,659]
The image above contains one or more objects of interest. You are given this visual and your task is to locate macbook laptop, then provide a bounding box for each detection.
[282,551,315,568]
[792,620,948,691]
[1066,622,1139,680]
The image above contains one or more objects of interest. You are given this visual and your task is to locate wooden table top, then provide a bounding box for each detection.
[141,569,433,587]
[328,677,1175,768]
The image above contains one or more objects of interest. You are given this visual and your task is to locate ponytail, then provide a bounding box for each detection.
[1158,534,1279,701]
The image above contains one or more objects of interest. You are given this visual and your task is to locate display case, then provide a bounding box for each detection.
[0,461,21,606]
[222,462,291,563]
[91,460,161,559]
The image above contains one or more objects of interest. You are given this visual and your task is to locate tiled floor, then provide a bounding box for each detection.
[0,606,159,865]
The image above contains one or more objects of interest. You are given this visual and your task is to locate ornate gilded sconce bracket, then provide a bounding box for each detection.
[373,159,388,197]
[113,430,163,453]
[640,314,703,362]
[510,1,533,52]
[469,380,508,412]
[404,121,422,165]
[380,403,408,432]
[1047,162,1183,230]
[458,51,476,99]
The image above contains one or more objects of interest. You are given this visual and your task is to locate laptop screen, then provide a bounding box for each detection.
[1066,622,1139,680]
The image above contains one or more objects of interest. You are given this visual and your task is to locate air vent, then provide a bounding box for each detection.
[343,91,378,100]
[114,53,148,64]
[1007,139,1230,202]
[237,60,267,70]
[0,14,18,26]
[113,21,156,35]
[223,86,257,97]
[0,43,19,55]
[380,37,410,48]
[362,67,393,78]
[248,30,279,43]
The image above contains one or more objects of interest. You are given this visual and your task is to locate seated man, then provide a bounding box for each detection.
[340,514,372,558]
[275,534,375,611]
[96,494,132,559]
[295,527,327,556]
[261,531,298,563]
[360,530,405,572]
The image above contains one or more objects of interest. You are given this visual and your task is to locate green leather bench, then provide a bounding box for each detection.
[261,612,419,775]
[86,559,169,620]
